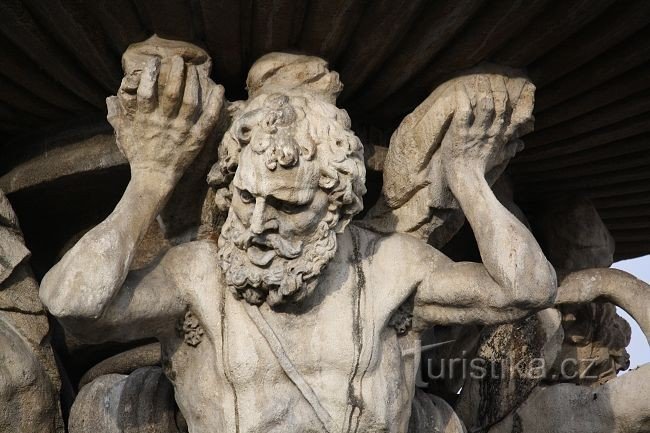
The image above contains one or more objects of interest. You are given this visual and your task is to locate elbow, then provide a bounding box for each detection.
[39,270,105,320]
[42,296,105,321]
[39,269,65,316]
[42,293,105,320]
[512,259,558,310]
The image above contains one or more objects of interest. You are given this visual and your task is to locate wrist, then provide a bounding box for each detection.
[126,169,178,219]
[130,164,180,191]
[112,169,176,245]
[443,161,494,222]
[444,160,485,190]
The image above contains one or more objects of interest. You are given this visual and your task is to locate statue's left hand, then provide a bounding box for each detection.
[441,75,534,175]
[106,55,225,182]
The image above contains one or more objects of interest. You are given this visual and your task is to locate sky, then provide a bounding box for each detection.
[611,254,650,370]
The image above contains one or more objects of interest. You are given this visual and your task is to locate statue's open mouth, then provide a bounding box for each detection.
[247,244,277,266]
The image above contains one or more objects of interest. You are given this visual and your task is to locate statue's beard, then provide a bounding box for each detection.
[217,211,338,307]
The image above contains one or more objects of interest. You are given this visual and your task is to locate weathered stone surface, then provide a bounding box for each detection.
[78,343,161,388]
[0,318,60,433]
[0,189,63,432]
[550,302,631,386]
[0,192,29,283]
[456,196,649,432]
[361,65,535,247]
[454,308,564,432]
[408,389,467,433]
[488,364,650,433]
[35,36,647,433]
[0,134,125,195]
[536,196,616,270]
[69,367,181,433]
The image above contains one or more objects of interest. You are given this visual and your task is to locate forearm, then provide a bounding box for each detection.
[446,164,556,306]
[556,268,650,343]
[40,170,175,319]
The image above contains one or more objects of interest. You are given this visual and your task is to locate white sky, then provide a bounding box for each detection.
[612,254,650,369]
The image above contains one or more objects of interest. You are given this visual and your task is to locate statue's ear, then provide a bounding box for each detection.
[206,162,227,189]
[206,156,236,216]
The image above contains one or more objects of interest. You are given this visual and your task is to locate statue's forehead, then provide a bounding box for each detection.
[234,149,319,204]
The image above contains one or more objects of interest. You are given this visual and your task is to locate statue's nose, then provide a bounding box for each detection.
[249,198,276,234]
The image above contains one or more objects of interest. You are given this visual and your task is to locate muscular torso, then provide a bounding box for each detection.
[159,227,423,433]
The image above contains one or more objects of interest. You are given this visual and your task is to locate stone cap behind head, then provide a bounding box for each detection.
[246,52,343,104]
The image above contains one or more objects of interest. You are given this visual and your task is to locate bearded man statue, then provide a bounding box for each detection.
[39,36,646,433]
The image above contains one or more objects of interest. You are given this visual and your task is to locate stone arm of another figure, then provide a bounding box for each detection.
[556,268,650,345]
[412,82,556,328]
[40,55,224,324]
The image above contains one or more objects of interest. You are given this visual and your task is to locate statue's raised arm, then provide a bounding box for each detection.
[40,37,224,328]
[358,67,556,327]
[363,65,535,247]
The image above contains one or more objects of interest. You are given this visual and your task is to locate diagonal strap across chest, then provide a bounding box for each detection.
[243,303,341,433]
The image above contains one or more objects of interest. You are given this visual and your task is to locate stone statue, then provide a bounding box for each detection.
[0,190,63,432]
[448,195,650,433]
[38,36,648,433]
[478,198,650,433]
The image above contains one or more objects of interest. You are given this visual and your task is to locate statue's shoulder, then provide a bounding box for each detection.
[161,239,224,313]
[167,238,219,255]
[345,225,450,302]
[345,225,442,279]
[348,224,439,260]
[346,225,443,315]
[161,238,220,281]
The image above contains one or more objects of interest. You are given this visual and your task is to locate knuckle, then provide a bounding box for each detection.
[174,117,192,131]
[182,93,197,106]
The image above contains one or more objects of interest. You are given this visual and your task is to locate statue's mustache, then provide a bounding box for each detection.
[233,230,303,259]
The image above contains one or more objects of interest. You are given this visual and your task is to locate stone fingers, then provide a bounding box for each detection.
[106,95,129,156]
[441,84,472,160]
[453,82,473,130]
[117,72,140,119]
[504,138,525,161]
[137,57,161,114]
[506,80,535,139]
[178,65,201,123]
[488,75,509,139]
[161,55,186,117]
[190,83,225,144]
[106,96,121,130]
[470,75,494,135]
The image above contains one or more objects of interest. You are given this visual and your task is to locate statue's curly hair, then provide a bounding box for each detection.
[208,91,366,232]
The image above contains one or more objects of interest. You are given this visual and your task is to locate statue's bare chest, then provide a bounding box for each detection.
[222,288,358,392]
[216,274,410,432]
[167,242,414,432]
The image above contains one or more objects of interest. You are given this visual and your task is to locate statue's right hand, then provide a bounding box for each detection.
[106,55,225,181]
